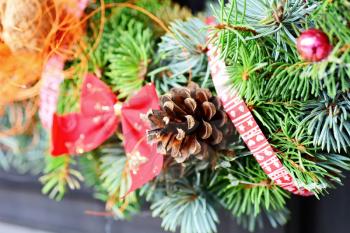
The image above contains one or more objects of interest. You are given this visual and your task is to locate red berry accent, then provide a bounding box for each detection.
[297,29,333,62]
[205,16,217,26]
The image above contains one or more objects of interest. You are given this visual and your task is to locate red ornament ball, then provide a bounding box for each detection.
[297,29,332,62]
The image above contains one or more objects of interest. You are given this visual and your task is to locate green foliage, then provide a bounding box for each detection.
[99,148,130,198]
[157,18,208,76]
[272,119,350,192]
[219,0,317,60]
[56,78,82,114]
[301,92,350,153]
[212,1,350,230]
[142,147,223,233]
[265,47,350,100]
[216,0,350,102]
[236,208,290,232]
[251,99,304,134]
[92,0,180,27]
[0,105,46,174]
[151,183,219,233]
[78,153,102,188]
[0,128,46,175]
[312,1,350,97]
[40,155,83,201]
[90,13,154,99]
[150,18,213,93]
[78,142,140,219]
[88,0,191,98]
[212,158,289,231]
[209,140,291,232]
[94,143,140,219]
[264,62,322,101]
[313,0,350,45]
[226,40,268,100]
[105,19,153,98]
[263,0,350,100]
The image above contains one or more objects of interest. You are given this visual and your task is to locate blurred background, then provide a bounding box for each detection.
[0,1,349,233]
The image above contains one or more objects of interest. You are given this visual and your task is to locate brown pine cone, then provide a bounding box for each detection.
[147,83,234,163]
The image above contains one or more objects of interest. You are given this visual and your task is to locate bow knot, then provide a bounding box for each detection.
[114,102,123,116]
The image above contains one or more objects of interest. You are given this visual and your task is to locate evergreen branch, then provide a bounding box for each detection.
[318,45,350,97]
[152,18,208,78]
[300,92,350,153]
[151,184,219,233]
[313,0,350,45]
[265,44,350,100]
[226,40,269,100]
[264,62,322,101]
[219,0,318,60]
[212,160,288,217]
[0,126,46,175]
[136,0,192,28]
[236,208,290,232]
[250,99,304,133]
[95,143,139,219]
[85,1,170,34]
[214,24,258,35]
[208,136,290,231]
[79,153,102,188]
[57,78,82,114]
[271,118,350,193]
[40,155,83,201]
[150,18,214,93]
[103,18,154,98]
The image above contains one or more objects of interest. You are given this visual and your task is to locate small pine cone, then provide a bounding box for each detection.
[147,83,234,163]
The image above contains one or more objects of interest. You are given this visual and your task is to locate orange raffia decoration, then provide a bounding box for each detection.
[0,0,171,136]
[0,0,87,106]
[0,0,171,105]
[0,0,88,136]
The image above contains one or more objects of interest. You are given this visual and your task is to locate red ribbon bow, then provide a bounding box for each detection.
[51,74,163,193]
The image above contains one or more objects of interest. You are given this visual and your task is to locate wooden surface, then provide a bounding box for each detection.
[0,222,53,233]
[2,170,350,233]
[0,171,283,233]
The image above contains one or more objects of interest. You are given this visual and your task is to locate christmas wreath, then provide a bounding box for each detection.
[0,0,350,233]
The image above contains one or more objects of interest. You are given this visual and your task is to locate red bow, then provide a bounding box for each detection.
[51,74,163,193]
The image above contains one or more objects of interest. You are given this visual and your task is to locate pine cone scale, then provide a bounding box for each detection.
[200,121,212,139]
[202,101,217,120]
[147,83,234,163]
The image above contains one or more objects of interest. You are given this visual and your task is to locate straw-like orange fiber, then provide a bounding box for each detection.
[0,0,171,136]
[0,0,86,106]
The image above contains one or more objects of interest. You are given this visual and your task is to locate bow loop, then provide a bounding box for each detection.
[121,84,163,194]
[81,74,117,116]
[51,74,163,194]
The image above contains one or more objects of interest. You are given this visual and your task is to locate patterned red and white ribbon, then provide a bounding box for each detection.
[207,44,313,196]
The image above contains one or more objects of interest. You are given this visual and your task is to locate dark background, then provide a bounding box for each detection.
[0,1,349,233]
[1,170,350,233]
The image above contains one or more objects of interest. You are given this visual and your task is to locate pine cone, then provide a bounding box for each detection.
[147,83,234,163]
